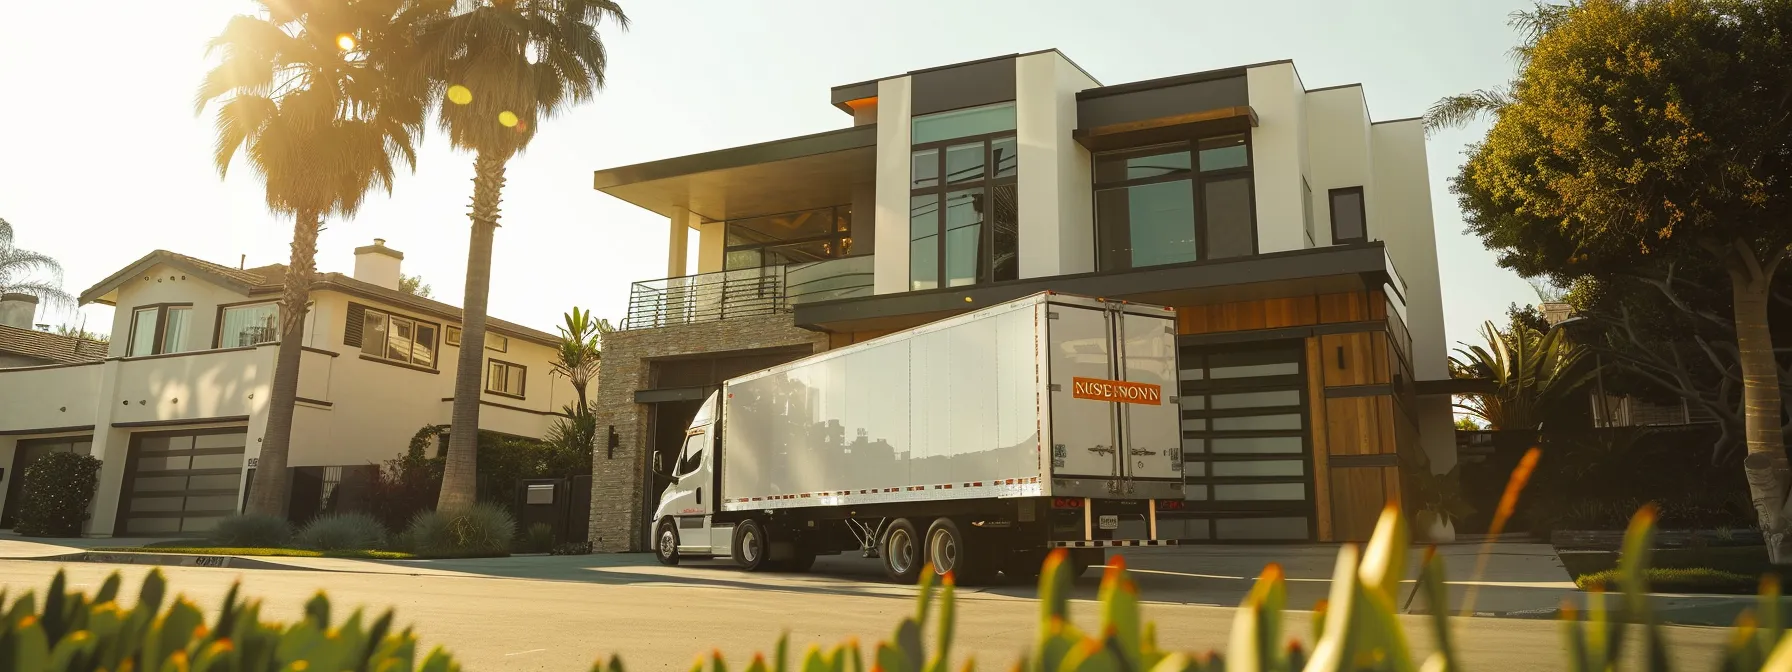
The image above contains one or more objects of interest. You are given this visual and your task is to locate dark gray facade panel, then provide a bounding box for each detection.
[592,125,876,189]
[830,80,879,107]
[1076,76,1248,129]
[910,56,1017,116]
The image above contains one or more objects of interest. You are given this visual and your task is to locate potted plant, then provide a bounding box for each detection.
[1409,466,1474,543]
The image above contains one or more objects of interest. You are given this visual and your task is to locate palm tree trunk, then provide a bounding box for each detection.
[245,210,320,517]
[1729,242,1791,563]
[438,151,507,512]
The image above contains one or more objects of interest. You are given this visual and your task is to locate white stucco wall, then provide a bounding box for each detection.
[1015,52,1098,279]
[1245,64,1310,254]
[1304,87,1377,248]
[872,76,913,295]
[105,264,265,357]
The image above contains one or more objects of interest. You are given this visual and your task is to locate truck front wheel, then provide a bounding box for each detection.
[654,518,680,566]
[881,518,924,583]
[733,519,772,572]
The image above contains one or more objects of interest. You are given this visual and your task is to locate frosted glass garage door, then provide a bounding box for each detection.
[119,430,246,536]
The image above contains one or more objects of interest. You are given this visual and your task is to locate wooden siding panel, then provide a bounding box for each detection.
[1317,293,1366,323]
[1325,397,1376,456]
[1306,337,1334,541]
[1329,467,1386,542]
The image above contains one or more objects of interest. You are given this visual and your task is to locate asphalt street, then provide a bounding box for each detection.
[0,551,1732,671]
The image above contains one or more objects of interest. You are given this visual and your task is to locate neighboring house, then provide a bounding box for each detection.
[1535,302,1714,428]
[0,294,108,368]
[586,51,1457,549]
[0,239,573,536]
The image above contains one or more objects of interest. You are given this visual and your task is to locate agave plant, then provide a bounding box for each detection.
[1451,320,1596,432]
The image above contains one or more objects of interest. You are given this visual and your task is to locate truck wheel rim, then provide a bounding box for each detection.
[928,528,957,573]
[659,529,676,557]
[887,529,915,574]
[742,529,760,563]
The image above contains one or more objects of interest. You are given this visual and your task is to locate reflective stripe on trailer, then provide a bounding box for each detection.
[1049,540,1180,548]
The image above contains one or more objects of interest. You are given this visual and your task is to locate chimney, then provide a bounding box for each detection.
[353,238,403,290]
[0,293,38,329]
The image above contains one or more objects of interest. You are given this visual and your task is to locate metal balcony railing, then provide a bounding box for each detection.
[622,255,874,330]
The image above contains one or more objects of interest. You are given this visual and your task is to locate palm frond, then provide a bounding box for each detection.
[1423,88,1513,136]
[0,280,76,312]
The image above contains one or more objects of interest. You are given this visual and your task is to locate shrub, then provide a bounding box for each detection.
[14,452,101,537]
[520,522,555,553]
[207,514,293,548]
[401,503,514,558]
[6,504,1791,671]
[550,541,592,556]
[296,513,388,551]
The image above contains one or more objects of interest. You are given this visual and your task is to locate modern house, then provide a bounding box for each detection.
[0,240,573,536]
[586,51,1458,551]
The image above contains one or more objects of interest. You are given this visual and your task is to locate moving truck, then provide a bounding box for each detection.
[650,292,1185,583]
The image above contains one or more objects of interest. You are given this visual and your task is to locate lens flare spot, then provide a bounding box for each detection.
[446,85,473,105]
[336,34,356,51]
[498,111,519,127]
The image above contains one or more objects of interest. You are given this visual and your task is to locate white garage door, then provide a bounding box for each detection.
[118,429,247,536]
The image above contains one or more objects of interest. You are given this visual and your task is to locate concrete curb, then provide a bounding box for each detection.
[29,552,316,572]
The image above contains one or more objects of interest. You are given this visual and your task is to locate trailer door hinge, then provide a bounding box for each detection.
[1048,383,1062,392]
[1047,311,1060,320]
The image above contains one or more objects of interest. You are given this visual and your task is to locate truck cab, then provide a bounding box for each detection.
[650,393,726,561]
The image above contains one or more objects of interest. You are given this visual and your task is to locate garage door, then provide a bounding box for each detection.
[117,429,247,535]
[1162,342,1316,542]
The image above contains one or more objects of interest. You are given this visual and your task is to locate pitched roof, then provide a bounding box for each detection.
[0,324,108,365]
[78,250,558,346]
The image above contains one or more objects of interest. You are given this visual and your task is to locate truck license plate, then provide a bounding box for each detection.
[1098,515,1120,530]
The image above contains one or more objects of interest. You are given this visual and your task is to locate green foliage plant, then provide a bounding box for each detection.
[295,513,389,551]
[14,453,101,538]
[207,514,294,548]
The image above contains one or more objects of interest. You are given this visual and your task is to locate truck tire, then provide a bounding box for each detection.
[924,518,996,585]
[733,519,773,572]
[1070,548,1105,577]
[881,518,924,583]
[654,518,681,566]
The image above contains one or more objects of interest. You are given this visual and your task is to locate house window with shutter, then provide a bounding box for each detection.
[345,302,439,370]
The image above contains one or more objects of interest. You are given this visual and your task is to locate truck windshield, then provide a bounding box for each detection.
[677,432,705,476]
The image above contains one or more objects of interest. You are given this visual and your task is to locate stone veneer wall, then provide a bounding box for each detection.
[588,313,829,552]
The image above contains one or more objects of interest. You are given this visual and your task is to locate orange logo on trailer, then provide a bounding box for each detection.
[1071,377,1162,405]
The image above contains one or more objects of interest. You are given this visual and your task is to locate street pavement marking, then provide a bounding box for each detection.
[505,649,547,657]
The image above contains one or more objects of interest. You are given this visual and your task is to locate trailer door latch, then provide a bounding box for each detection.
[1130,448,1157,457]
[1088,445,1117,456]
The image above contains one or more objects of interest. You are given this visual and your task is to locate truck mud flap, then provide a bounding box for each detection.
[1049,539,1180,548]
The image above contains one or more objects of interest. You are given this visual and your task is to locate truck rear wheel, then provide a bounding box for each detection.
[881,518,924,583]
[733,519,772,572]
[654,518,680,566]
[924,518,996,585]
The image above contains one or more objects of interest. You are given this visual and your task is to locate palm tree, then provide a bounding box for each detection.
[1423,2,1572,134]
[1451,320,1597,433]
[417,0,628,511]
[0,218,75,312]
[197,0,426,516]
[553,307,610,412]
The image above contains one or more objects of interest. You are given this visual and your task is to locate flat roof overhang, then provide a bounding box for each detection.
[1073,105,1258,152]
[794,243,1405,333]
[592,125,876,221]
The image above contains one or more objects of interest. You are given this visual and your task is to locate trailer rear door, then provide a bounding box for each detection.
[1046,304,1120,480]
[1118,309,1182,490]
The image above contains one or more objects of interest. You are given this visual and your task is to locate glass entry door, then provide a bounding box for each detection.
[1163,341,1315,541]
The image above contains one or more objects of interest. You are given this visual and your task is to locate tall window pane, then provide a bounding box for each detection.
[220,303,279,347]
[1330,188,1366,242]
[944,142,985,184]
[413,324,437,368]
[1204,176,1255,259]
[1097,181,1197,269]
[909,195,939,291]
[991,136,1018,178]
[361,311,388,358]
[910,102,1016,144]
[1198,135,1249,171]
[911,149,939,189]
[943,188,984,287]
[129,308,158,356]
[161,307,191,354]
[387,316,414,363]
[990,184,1018,282]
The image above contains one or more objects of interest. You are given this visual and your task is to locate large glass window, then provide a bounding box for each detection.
[218,303,279,348]
[1094,134,1256,271]
[721,206,852,271]
[910,103,1017,290]
[358,307,438,368]
[486,359,526,398]
[127,304,192,356]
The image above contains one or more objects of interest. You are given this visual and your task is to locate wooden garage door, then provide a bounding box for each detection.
[117,428,247,536]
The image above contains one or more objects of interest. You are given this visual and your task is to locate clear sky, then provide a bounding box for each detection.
[0,0,1539,349]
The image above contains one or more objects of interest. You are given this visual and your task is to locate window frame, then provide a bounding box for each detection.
[445,325,461,346]
[1091,133,1259,272]
[211,300,282,349]
[485,358,527,399]
[354,305,441,371]
[126,303,195,357]
[720,205,854,271]
[909,127,1019,290]
[1328,186,1368,244]
[485,332,508,353]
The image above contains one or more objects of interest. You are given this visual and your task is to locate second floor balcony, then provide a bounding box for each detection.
[623,255,874,329]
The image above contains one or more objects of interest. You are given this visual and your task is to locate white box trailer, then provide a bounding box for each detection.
[649,292,1185,583]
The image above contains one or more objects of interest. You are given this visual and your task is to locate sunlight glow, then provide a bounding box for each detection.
[498,111,519,128]
[447,85,473,105]
[336,34,356,51]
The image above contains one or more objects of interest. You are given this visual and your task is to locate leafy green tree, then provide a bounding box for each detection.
[398,273,432,298]
[1444,0,1792,559]
[414,0,629,511]
[197,0,426,516]
[0,218,74,311]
